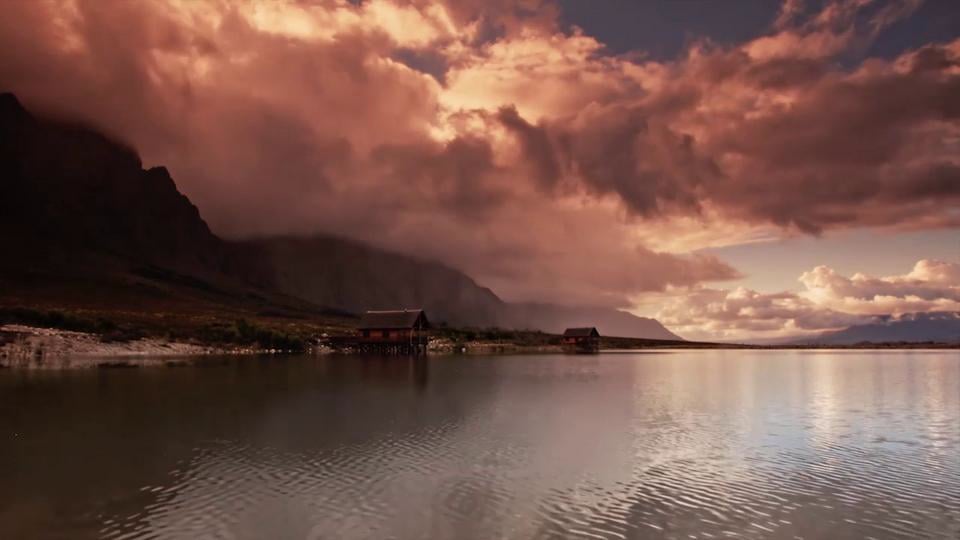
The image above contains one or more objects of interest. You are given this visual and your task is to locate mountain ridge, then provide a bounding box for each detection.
[0,92,681,340]
[800,312,960,345]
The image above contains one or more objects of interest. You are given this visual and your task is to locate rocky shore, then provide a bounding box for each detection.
[0,324,238,368]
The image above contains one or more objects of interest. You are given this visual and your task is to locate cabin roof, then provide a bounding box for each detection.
[358,309,430,330]
[563,327,600,338]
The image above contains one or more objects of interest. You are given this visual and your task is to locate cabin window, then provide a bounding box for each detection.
[362,330,370,338]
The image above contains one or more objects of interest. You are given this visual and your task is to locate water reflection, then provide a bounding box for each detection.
[1,351,958,539]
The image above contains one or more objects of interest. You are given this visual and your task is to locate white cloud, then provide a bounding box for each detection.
[799,260,960,314]
[654,259,960,341]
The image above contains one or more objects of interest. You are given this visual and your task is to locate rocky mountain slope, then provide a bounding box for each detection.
[0,92,681,339]
[0,93,226,275]
[244,236,682,339]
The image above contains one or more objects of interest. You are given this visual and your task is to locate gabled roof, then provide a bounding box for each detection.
[359,309,430,330]
[563,327,600,338]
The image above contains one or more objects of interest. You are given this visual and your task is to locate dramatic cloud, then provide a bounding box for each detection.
[655,259,960,341]
[487,14,960,232]
[799,259,960,314]
[0,0,957,310]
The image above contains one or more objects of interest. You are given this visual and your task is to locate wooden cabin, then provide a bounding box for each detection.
[562,327,600,353]
[356,309,430,355]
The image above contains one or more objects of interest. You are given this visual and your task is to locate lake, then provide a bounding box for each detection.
[1,350,958,539]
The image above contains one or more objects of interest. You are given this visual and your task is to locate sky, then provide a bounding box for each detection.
[0,0,958,341]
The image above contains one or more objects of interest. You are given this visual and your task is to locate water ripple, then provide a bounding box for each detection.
[3,352,958,539]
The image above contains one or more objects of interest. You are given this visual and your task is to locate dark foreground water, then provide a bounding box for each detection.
[1,351,958,539]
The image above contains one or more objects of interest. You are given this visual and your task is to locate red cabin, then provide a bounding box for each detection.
[562,327,600,353]
[357,309,430,354]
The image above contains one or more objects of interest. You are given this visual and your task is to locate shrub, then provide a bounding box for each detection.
[0,307,103,333]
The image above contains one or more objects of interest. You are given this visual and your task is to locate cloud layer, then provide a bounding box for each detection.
[0,0,957,311]
[656,259,960,341]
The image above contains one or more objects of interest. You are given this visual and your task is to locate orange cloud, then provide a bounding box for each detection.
[0,0,957,312]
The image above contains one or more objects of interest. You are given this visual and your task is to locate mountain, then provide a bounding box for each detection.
[804,312,960,345]
[495,303,681,340]
[0,92,681,339]
[0,92,330,320]
[240,235,504,326]
[0,93,227,276]
[242,236,682,339]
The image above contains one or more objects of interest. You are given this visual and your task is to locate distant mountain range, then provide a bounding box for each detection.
[0,92,680,340]
[800,312,960,345]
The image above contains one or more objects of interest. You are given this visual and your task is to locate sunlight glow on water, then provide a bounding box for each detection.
[1,350,958,539]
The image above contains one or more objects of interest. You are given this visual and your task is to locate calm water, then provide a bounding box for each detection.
[1,351,958,539]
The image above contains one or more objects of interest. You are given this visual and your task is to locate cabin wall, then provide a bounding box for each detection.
[359,328,422,342]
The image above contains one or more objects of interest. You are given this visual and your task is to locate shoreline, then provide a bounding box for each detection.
[3,323,957,370]
[0,324,297,369]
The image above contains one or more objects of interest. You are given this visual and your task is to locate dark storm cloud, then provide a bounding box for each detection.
[496,106,560,189]
[487,8,960,233]
[371,136,505,221]
[0,0,956,308]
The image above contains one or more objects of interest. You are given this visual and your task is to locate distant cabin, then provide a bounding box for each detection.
[562,327,600,354]
[357,309,430,354]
